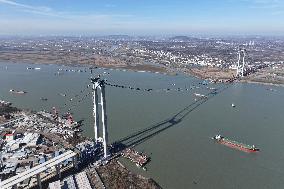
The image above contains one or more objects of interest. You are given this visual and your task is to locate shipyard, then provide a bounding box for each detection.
[0,94,159,189]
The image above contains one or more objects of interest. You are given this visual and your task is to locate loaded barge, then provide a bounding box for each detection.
[212,135,259,152]
[121,148,150,168]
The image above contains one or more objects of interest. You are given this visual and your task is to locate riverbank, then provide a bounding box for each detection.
[2,55,283,89]
[0,56,236,83]
[0,46,233,80]
[93,160,162,189]
[0,104,20,123]
[241,64,284,86]
[0,53,168,75]
[239,80,284,87]
[0,45,241,82]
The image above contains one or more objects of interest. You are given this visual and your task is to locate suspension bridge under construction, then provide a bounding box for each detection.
[0,67,229,189]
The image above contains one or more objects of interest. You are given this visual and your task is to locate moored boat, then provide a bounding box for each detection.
[0,100,12,106]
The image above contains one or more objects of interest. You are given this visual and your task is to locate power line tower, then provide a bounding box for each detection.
[236,48,246,77]
[91,77,109,159]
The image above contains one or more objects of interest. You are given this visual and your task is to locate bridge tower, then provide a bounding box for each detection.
[236,48,246,77]
[91,77,109,158]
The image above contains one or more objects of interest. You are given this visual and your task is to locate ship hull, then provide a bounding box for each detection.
[213,137,259,153]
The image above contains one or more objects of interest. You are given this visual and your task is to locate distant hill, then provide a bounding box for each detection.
[169,36,197,42]
[105,35,131,40]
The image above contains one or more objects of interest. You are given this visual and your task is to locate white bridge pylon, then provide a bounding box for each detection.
[91,77,109,158]
[236,48,247,77]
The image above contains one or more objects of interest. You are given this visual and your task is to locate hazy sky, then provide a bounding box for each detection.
[0,0,283,35]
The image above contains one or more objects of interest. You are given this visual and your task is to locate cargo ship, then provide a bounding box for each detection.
[212,135,259,152]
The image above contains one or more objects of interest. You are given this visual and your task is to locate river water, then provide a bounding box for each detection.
[1,62,284,189]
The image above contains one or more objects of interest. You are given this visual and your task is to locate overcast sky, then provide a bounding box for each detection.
[0,0,283,36]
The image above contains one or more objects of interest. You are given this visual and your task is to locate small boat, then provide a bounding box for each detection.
[231,103,235,107]
[27,67,41,70]
[212,134,259,152]
[194,93,207,98]
[267,88,276,92]
[9,89,27,94]
[59,93,66,97]
[40,97,48,101]
[201,80,209,85]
